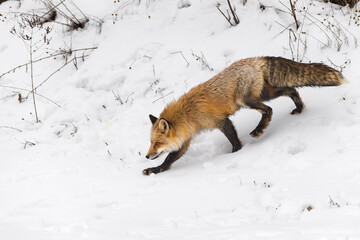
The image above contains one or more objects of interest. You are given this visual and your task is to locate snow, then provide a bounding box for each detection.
[0,0,360,239]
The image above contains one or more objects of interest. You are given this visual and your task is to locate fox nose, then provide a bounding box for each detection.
[145,155,149,159]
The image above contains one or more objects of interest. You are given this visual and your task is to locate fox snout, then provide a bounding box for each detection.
[145,149,164,160]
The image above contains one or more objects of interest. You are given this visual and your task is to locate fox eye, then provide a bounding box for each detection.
[154,142,160,147]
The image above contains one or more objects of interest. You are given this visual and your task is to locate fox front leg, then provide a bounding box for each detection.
[219,117,242,152]
[143,140,190,175]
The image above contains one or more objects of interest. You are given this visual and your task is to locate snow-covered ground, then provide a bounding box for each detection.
[0,0,360,239]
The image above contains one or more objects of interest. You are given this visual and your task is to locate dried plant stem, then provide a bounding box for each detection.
[0,85,62,108]
[152,91,174,104]
[112,90,123,104]
[289,0,300,30]
[296,2,308,61]
[9,11,69,27]
[171,51,189,66]
[29,28,39,123]
[39,0,65,19]
[70,0,88,20]
[61,1,82,25]
[216,0,239,27]
[0,47,97,79]
[297,10,342,47]
[0,126,22,132]
[227,0,239,25]
[34,55,89,91]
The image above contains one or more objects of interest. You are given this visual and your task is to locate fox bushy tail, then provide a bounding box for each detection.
[265,57,347,88]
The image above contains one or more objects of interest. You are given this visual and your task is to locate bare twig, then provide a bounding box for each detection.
[217,7,232,25]
[119,158,128,167]
[0,47,97,79]
[289,0,300,30]
[69,0,88,20]
[192,51,213,71]
[326,58,350,72]
[129,55,152,69]
[125,92,134,104]
[171,51,190,66]
[9,10,72,28]
[297,10,342,48]
[0,126,22,132]
[70,121,78,136]
[152,91,174,104]
[274,21,294,37]
[296,2,309,61]
[61,1,82,25]
[43,0,88,30]
[33,55,89,91]
[29,27,39,123]
[39,0,64,19]
[329,195,341,208]
[227,0,239,25]
[107,150,112,156]
[112,90,123,104]
[145,79,160,95]
[216,1,239,27]
[0,85,62,108]
[24,140,36,149]
[113,0,137,18]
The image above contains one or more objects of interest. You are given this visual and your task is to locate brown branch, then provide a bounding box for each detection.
[216,3,234,26]
[44,0,75,24]
[216,1,239,27]
[227,0,239,25]
[61,1,82,25]
[289,0,300,30]
[39,0,65,19]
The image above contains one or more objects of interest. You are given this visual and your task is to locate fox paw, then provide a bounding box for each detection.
[291,106,304,115]
[250,129,263,138]
[142,167,164,175]
[232,144,242,153]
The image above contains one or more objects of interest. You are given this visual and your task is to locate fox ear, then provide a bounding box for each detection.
[159,118,170,133]
[149,114,158,125]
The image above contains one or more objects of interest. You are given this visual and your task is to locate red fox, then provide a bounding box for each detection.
[143,56,347,175]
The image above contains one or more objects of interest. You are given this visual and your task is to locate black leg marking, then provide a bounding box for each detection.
[273,87,304,114]
[261,85,304,115]
[219,117,242,152]
[246,99,273,138]
[143,140,191,175]
[286,88,304,114]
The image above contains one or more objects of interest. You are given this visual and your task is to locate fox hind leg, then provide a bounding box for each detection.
[261,84,304,115]
[272,87,304,114]
[219,117,242,152]
[283,88,305,115]
[245,98,273,138]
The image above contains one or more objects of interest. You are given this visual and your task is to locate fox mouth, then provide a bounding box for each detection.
[149,151,164,160]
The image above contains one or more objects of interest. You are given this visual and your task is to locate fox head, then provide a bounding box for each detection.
[146,114,181,160]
